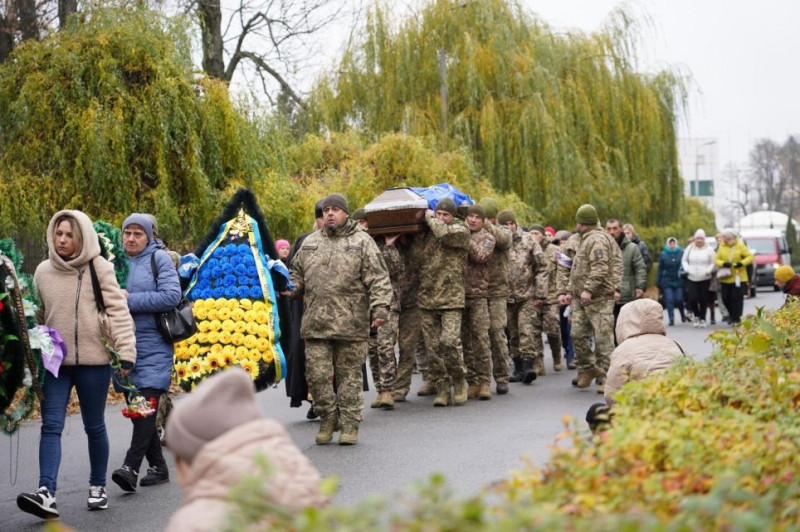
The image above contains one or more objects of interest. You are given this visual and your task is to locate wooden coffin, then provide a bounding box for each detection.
[364,188,428,236]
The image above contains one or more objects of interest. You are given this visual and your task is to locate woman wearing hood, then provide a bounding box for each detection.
[18,211,136,520]
[656,237,687,326]
[604,298,687,406]
[112,214,181,493]
[714,230,753,325]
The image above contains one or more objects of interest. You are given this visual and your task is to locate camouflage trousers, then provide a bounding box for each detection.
[368,311,399,392]
[570,299,615,373]
[305,339,368,426]
[396,306,425,395]
[488,297,510,384]
[420,308,465,385]
[507,298,539,362]
[532,303,562,362]
[461,298,492,386]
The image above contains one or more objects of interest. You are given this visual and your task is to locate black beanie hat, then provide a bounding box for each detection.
[352,208,367,221]
[321,193,349,214]
[314,199,324,219]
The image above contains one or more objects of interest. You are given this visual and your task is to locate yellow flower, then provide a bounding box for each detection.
[192,299,205,310]
[227,299,239,311]
[231,308,245,322]
[206,352,224,371]
[256,337,270,352]
[235,345,250,361]
[238,359,260,380]
[255,311,269,325]
[207,319,222,332]
[194,308,208,321]
[210,344,223,354]
[196,320,209,333]
[188,358,204,379]
[261,350,274,364]
[217,307,231,321]
[215,298,227,310]
[207,308,219,321]
[174,346,189,360]
[195,332,208,345]
[174,362,189,382]
[257,324,271,339]
[253,301,266,312]
[240,299,253,310]
[245,321,259,335]
[207,331,220,344]
[234,321,247,334]
[244,334,257,349]
[243,310,256,323]
[222,345,236,358]
[221,319,236,333]
[188,344,200,357]
[231,332,245,346]
[219,331,231,344]
[197,346,210,356]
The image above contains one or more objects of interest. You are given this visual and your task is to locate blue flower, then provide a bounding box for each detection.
[211,266,222,279]
[241,254,255,267]
[197,279,211,290]
[250,286,263,299]
[224,245,237,257]
[199,267,211,280]
[237,286,251,298]
[229,254,242,267]
[207,258,219,270]
[246,265,259,278]
[212,287,225,298]
[224,286,238,299]
[222,263,235,275]
[234,264,247,276]
[237,244,250,256]
[223,274,237,287]
[212,247,226,259]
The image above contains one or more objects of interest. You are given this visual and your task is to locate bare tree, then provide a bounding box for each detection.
[57,0,77,28]
[749,139,786,211]
[778,135,800,218]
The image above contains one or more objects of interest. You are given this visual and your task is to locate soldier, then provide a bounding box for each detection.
[462,205,496,400]
[289,193,393,445]
[417,198,470,407]
[558,204,622,394]
[606,218,646,341]
[529,224,563,374]
[479,198,513,395]
[501,210,548,385]
[394,233,427,401]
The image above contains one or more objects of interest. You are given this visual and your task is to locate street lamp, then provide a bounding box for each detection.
[694,140,717,198]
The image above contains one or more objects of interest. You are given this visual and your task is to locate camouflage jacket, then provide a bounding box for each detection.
[507,228,548,303]
[464,228,496,298]
[556,232,581,296]
[541,238,560,305]
[483,221,512,299]
[417,215,470,310]
[290,219,392,340]
[567,225,623,301]
[396,234,422,310]
[375,235,405,312]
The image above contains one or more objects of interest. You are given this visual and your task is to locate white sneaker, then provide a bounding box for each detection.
[700,320,707,328]
[87,485,108,511]
[17,486,59,519]
[692,317,699,328]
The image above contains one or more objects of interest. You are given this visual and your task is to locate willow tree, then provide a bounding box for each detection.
[0,6,280,250]
[307,0,688,227]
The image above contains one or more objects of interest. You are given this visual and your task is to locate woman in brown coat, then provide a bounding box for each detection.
[17,210,136,520]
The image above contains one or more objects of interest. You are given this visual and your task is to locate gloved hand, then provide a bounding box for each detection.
[722,261,732,268]
[734,262,743,268]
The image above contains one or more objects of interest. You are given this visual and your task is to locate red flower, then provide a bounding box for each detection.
[0,300,4,312]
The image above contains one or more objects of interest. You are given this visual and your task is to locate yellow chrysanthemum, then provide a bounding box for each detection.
[192,299,204,310]
[207,308,219,321]
[174,362,189,382]
[261,350,274,364]
[175,339,188,349]
[243,310,256,323]
[254,311,268,325]
[194,308,208,321]
[252,301,266,312]
[257,324,271,339]
[196,320,209,333]
[197,346,210,356]
[235,345,250,361]
[256,337,270,352]
[243,334,257,349]
[234,321,247,334]
[238,359,259,380]
[227,299,239,311]
[245,321,259,335]
[210,344,223,354]
[207,331,220,344]
[195,332,208,345]
[188,344,200,357]
[219,331,231,344]
[240,299,253,310]
[215,298,227,310]
[174,346,189,360]
[231,332,245,346]
[222,345,236,358]
[207,319,222,332]
[231,308,245,322]
[206,352,224,371]
[221,319,236,333]
[217,308,231,321]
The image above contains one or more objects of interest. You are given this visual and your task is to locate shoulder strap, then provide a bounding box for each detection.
[150,252,159,286]
[88,259,106,313]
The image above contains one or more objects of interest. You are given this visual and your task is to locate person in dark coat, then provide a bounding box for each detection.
[112,214,181,492]
[656,237,687,326]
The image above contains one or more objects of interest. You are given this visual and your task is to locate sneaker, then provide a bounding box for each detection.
[700,320,707,328]
[87,486,108,511]
[692,317,699,328]
[111,465,138,492]
[140,466,170,487]
[17,487,59,519]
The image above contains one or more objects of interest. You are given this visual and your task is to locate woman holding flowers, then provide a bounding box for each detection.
[17,211,136,520]
[111,214,181,494]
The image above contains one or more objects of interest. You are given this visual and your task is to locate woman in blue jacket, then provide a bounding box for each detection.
[112,214,181,492]
[656,237,688,326]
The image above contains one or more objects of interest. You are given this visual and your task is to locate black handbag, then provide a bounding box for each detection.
[151,252,197,343]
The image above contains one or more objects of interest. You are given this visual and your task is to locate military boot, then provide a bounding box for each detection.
[576,367,604,389]
[452,379,468,405]
[509,357,524,383]
[417,381,437,396]
[478,383,492,400]
[522,358,537,384]
[370,395,382,408]
[533,356,546,376]
[315,417,338,445]
[338,424,359,446]
[466,383,480,399]
[496,382,509,395]
[553,351,563,371]
[433,381,451,407]
[379,391,395,409]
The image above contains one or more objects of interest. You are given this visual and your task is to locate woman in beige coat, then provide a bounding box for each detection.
[604,298,687,406]
[17,210,136,520]
[165,369,328,531]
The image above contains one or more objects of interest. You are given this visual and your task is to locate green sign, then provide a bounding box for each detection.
[690,180,714,197]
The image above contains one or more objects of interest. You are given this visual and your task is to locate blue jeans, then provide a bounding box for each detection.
[39,365,112,493]
[559,305,574,362]
[662,286,684,324]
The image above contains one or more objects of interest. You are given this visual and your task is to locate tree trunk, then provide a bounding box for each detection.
[197,0,225,79]
[15,0,38,41]
[58,0,79,29]
[0,14,14,63]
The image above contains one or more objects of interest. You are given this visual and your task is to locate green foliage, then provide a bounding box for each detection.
[222,301,800,531]
[308,0,688,229]
[638,197,718,257]
[0,6,277,251]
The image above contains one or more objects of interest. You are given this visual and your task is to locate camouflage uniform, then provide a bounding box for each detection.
[290,219,392,427]
[367,237,404,393]
[567,225,622,375]
[531,238,562,373]
[483,221,512,385]
[394,235,425,398]
[507,228,548,363]
[417,215,470,389]
[462,228,495,387]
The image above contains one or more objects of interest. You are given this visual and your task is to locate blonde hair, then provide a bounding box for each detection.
[53,214,83,257]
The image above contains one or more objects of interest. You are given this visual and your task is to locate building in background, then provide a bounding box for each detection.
[678,137,722,228]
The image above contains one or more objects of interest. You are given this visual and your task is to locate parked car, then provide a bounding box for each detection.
[741,229,793,291]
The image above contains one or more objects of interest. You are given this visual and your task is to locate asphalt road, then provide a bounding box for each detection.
[0,289,785,531]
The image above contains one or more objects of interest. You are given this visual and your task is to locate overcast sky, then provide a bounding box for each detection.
[521,0,800,168]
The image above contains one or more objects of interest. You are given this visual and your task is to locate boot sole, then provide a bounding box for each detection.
[111,472,137,493]
[522,372,537,384]
[140,476,170,487]
[17,496,60,520]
